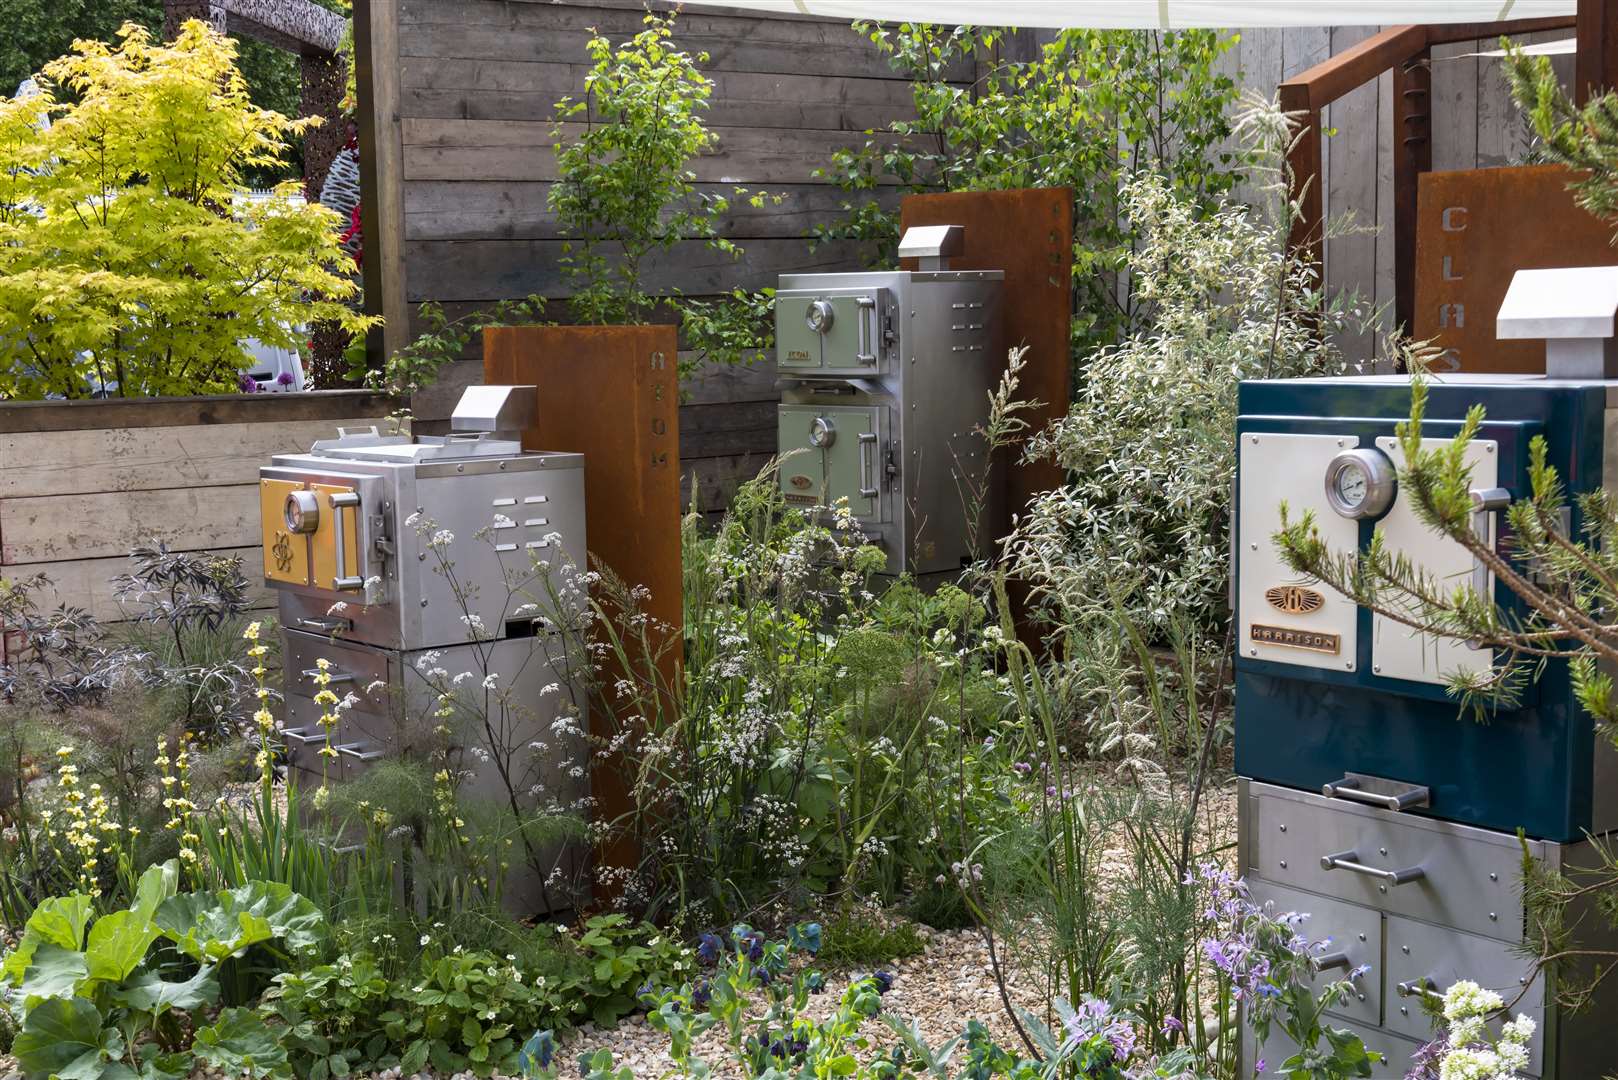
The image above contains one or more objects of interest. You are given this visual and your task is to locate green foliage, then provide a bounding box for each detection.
[1005,95,1372,639]
[549,14,775,327]
[0,21,374,400]
[817,23,1242,356]
[264,918,693,1079]
[354,296,547,419]
[816,910,926,970]
[520,465,1030,925]
[1504,40,1618,237]
[3,862,319,1080]
[0,0,162,102]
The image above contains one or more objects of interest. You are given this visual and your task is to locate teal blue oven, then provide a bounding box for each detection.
[1234,374,1618,843]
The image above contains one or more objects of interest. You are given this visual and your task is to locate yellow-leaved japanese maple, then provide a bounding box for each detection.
[0,20,375,399]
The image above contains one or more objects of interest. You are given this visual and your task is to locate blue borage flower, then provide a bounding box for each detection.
[872,970,894,994]
[518,1028,556,1075]
[696,931,722,964]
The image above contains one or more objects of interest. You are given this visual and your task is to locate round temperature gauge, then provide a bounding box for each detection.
[1323,448,1396,519]
[284,490,321,534]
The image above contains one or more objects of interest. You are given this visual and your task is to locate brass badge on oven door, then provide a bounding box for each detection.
[1266,584,1325,615]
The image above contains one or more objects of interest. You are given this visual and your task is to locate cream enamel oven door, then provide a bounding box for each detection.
[1370,436,1497,687]
[1239,432,1361,672]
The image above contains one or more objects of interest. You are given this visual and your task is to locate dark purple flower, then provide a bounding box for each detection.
[692,980,712,1009]
[1013,761,1031,776]
[276,370,295,386]
[697,932,722,964]
[237,372,258,393]
[872,970,894,995]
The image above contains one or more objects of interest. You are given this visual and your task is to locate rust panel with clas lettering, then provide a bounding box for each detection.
[899,189,1074,548]
[485,325,681,907]
[1415,164,1617,374]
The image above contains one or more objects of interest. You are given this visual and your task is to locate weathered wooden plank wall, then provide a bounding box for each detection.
[369,5,1572,510]
[0,392,392,649]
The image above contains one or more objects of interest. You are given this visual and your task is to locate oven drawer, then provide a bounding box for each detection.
[282,690,398,782]
[1383,914,1544,1074]
[283,629,397,714]
[1248,784,1539,942]
[1249,879,1381,1028]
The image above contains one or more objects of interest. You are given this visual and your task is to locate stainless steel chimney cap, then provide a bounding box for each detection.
[1497,266,1618,379]
[898,224,965,270]
[451,385,538,434]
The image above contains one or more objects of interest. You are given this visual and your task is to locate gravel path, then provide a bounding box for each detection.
[559,925,1048,1078]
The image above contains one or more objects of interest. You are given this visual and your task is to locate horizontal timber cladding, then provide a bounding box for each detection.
[399,120,927,185]
[383,0,957,513]
[0,393,393,647]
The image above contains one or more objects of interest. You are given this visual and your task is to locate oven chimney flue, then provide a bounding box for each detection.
[1497,265,1618,379]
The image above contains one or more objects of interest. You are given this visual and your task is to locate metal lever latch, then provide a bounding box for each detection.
[1320,850,1426,886]
[330,491,364,592]
[302,668,354,685]
[1323,773,1430,812]
[858,432,879,498]
[281,727,331,745]
[334,742,383,763]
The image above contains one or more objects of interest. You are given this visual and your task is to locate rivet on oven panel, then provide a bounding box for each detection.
[1249,648,1258,656]
[1278,824,1286,832]
[1379,847,1387,856]
[1400,1006,1409,1016]
[1358,933,1365,941]
[1401,946,1409,954]
[1250,542,1258,550]
[419,553,426,561]
[1490,912,1498,921]
[420,599,429,608]
[1379,885,1387,893]
[1279,860,1287,869]
[1356,993,1365,1002]
[1249,435,1258,444]
[1520,977,1527,985]
[456,464,464,472]
[499,462,507,470]
[1489,872,1498,881]
[1373,665,1382,673]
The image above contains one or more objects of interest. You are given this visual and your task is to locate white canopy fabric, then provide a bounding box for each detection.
[688,0,1575,29]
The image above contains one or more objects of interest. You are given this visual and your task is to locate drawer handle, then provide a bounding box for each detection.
[1320,850,1426,886]
[302,667,355,685]
[296,616,351,634]
[330,491,364,592]
[1322,773,1430,812]
[280,727,330,746]
[335,742,383,763]
[1316,950,1351,972]
[1397,977,1439,1000]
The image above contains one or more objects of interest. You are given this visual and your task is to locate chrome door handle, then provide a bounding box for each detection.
[855,296,877,362]
[1323,773,1430,812]
[301,668,354,685]
[1397,977,1439,1000]
[281,727,330,745]
[858,432,879,499]
[1320,850,1426,886]
[335,742,383,763]
[1468,486,1509,607]
[330,490,364,591]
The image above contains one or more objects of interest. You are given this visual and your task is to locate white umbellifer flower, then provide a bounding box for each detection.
[430,529,454,548]
[1443,980,1505,1022]
[482,673,498,689]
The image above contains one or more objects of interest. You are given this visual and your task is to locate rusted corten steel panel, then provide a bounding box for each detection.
[485,325,682,905]
[898,188,1074,545]
[1415,165,1617,374]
